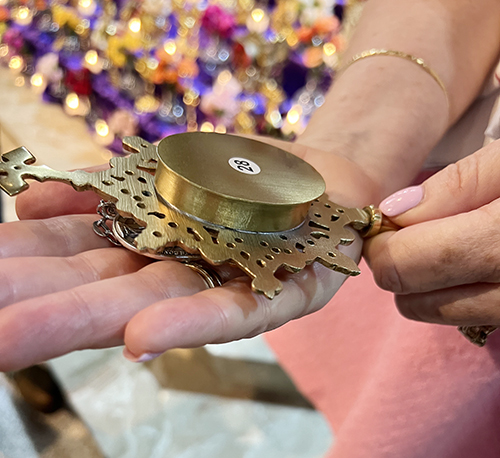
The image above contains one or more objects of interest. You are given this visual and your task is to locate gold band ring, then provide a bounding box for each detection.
[183,262,223,289]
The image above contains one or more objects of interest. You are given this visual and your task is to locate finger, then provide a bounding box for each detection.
[0,215,114,258]
[365,197,500,294]
[379,140,500,225]
[15,164,109,220]
[123,262,345,360]
[16,184,102,220]
[0,248,151,309]
[0,261,244,371]
[394,282,500,326]
[0,261,215,371]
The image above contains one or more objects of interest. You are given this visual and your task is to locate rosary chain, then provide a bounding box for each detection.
[93,201,122,246]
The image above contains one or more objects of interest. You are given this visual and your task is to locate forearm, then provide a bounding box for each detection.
[299,0,500,198]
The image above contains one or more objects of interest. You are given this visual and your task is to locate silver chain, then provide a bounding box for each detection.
[93,201,121,246]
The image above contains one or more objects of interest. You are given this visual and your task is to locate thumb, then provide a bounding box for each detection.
[378,139,500,226]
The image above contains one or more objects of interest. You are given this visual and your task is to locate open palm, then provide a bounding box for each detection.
[0,137,375,371]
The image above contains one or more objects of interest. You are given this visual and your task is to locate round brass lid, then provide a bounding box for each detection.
[154,132,326,232]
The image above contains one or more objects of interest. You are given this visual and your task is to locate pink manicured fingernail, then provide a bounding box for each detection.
[123,347,163,363]
[379,186,424,217]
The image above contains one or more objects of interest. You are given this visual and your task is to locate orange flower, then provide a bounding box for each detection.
[35,0,47,9]
[177,58,199,79]
[313,16,340,35]
[0,6,10,22]
[154,47,176,65]
[302,47,323,68]
[296,27,313,43]
[152,63,178,85]
[163,68,178,84]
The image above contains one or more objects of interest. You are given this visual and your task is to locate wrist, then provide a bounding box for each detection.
[298,57,450,198]
[289,139,383,208]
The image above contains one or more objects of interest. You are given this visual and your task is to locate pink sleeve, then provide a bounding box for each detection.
[266,260,500,458]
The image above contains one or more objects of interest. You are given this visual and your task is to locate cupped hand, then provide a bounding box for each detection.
[0,137,377,371]
[365,139,500,327]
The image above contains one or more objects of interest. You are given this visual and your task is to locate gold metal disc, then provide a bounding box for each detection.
[154,133,326,232]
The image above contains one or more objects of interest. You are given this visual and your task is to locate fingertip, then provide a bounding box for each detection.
[384,146,500,227]
[123,347,163,363]
[379,185,424,218]
[362,230,406,294]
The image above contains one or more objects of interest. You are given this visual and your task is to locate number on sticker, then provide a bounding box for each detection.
[234,160,253,172]
[228,157,261,175]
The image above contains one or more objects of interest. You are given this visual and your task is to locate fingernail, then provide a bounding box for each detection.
[379,185,424,217]
[123,347,163,363]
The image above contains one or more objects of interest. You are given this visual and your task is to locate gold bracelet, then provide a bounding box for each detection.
[341,49,449,110]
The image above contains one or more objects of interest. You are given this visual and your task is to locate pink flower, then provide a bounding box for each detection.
[36,53,63,83]
[2,28,23,51]
[201,5,235,39]
[200,76,241,125]
[108,109,139,137]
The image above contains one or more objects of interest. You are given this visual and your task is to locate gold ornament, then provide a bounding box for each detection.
[0,133,381,299]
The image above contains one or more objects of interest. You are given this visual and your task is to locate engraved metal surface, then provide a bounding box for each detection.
[112,213,200,261]
[0,134,372,299]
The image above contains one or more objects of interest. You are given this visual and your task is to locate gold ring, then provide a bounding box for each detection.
[458,325,498,347]
[183,262,223,289]
[360,205,402,238]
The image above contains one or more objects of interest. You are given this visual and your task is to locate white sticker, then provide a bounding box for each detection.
[228,157,261,175]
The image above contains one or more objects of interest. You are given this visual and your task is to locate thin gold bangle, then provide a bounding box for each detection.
[341,48,449,110]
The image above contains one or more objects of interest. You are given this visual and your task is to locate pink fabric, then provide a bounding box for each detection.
[265,260,500,458]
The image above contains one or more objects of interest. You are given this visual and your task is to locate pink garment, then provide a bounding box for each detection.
[265,260,500,458]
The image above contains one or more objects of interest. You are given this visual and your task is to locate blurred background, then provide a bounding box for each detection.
[0,0,363,456]
[0,0,358,156]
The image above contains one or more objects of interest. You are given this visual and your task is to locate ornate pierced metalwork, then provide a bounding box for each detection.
[0,134,373,299]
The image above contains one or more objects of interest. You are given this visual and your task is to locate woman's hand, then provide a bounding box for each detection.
[365,139,500,327]
[0,138,377,372]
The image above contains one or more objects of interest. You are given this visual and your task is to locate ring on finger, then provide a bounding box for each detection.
[458,325,498,347]
[183,262,223,289]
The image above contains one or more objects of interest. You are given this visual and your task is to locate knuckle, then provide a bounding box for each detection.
[140,266,173,301]
[394,295,427,322]
[67,253,100,284]
[477,200,500,227]
[442,154,480,200]
[0,268,14,306]
[370,241,406,294]
[68,289,95,345]
[463,202,500,282]
[204,294,232,342]
[249,300,273,337]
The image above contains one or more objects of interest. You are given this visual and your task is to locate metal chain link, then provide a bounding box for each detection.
[93,201,121,246]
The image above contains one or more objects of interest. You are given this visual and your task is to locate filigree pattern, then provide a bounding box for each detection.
[0,136,370,299]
